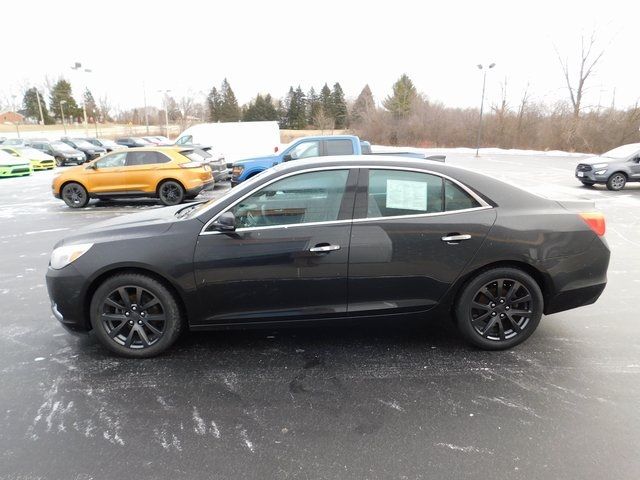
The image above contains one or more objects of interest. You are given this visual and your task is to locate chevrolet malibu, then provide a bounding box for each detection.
[46,157,610,357]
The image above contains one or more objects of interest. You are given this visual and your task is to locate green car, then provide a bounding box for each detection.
[0,149,33,177]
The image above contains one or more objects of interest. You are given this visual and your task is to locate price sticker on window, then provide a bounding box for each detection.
[386,179,427,211]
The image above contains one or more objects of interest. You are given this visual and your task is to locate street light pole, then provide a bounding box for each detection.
[35,89,45,126]
[143,82,150,135]
[475,63,495,157]
[72,62,92,136]
[60,100,67,135]
[157,89,171,138]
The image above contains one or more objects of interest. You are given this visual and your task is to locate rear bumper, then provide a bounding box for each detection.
[186,179,215,196]
[542,236,610,314]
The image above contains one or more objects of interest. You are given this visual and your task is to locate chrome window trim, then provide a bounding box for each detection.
[199,165,492,236]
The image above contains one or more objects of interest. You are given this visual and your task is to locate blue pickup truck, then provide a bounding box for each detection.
[230,135,440,186]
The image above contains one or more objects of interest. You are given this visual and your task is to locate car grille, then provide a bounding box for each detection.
[577,164,593,172]
[12,167,30,174]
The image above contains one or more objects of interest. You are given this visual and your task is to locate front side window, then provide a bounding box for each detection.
[367,169,443,218]
[95,152,126,168]
[223,169,350,229]
[289,141,320,160]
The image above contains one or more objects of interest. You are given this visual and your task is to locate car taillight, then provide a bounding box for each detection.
[579,212,605,236]
[179,162,202,169]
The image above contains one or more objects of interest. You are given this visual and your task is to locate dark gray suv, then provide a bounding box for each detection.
[575,143,640,190]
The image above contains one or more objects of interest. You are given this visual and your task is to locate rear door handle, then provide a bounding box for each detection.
[309,244,341,253]
[441,234,471,243]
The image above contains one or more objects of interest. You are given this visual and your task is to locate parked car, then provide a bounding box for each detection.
[182,147,227,182]
[1,138,31,147]
[575,143,640,191]
[142,136,173,146]
[51,147,214,208]
[30,140,86,166]
[0,149,32,177]
[230,135,428,186]
[115,137,154,148]
[61,138,106,160]
[46,156,610,357]
[0,146,55,170]
[85,138,128,152]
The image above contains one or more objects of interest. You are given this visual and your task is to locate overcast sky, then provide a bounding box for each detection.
[2,0,637,113]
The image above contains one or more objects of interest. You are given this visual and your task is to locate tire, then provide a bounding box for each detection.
[454,267,543,350]
[158,180,185,206]
[89,273,183,358]
[55,157,65,167]
[606,173,626,191]
[580,181,595,187]
[61,182,89,208]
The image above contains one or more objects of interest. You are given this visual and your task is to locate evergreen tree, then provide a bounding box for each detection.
[282,87,295,129]
[285,86,307,129]
[206,86,222,121]
[293,86,307,129]
[243,94,279,121]
[49,79,81,121]
[351,84,375,124]
[22,87,54,124]
[320,83,333,122]
[383,74,418,118]
[331,82,348,128]
[218,78,241,122]
[83,88,98,122]
[307,87,321,127]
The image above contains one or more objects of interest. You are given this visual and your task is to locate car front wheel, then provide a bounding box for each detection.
[158,180,185,206]
[89,273,183,358]
[454,267,543,350]
[606,173,626,191]
[61,182,89,208]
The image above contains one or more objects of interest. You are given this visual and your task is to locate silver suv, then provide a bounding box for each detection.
[575,143,640,191]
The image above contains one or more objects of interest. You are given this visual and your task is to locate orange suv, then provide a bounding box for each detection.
[52,147,214,208]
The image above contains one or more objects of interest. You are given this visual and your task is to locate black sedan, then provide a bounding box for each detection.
[61,138,107,160]
[46,157,610,357]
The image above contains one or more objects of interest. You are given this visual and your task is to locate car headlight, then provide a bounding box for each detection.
[232,165,244,177]
[50,243,93,270]
[592,163,608,169]
[595,169,607,175]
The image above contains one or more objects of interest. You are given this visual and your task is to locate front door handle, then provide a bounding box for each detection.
[309,244,341,253]
[441,234,471,244]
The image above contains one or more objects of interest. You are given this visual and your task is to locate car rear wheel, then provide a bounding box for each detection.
[454,267,543,350]
[606,173,626,191]
[89,273,183,358]
[158,180,185,206]
[61,182,89,208]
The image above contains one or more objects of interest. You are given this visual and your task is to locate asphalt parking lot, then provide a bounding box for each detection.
[1,154,639,480]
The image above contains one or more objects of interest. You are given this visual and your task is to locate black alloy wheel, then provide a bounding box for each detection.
[90,274,183,357]
[158,181,185,206]
[606,173,626,191]
[61,182,89,208]
[455,267,543,350]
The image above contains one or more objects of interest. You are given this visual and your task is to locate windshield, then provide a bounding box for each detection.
[134,137,153,144]
[602,143,640,159]
[72,139,97,149]
[51,141,76,152]
[17,147,47,157]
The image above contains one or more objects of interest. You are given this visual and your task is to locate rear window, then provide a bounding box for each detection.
[444,179,481,211]
[180,150,209,162]
[325,139,354,156]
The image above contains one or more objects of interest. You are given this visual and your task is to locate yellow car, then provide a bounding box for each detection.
[52,147,214,208]
[0,146,56,170]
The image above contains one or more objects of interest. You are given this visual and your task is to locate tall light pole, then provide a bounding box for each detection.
[157,89,171,138]
[35,89,45,126]
[475,63,496,157]
[143,82,150,135]
[71,62,92,136]
[59,100,67,135]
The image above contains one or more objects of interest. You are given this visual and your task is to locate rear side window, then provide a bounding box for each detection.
[367,169,443,217]
[126,151,170,166]
[444,179,480,211]
[181,149,210,162]
[324,139,354,156]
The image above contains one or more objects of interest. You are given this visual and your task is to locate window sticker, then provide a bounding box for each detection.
[386,179,427,211]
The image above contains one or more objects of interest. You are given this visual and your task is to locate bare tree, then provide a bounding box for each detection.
[98,95,113,122]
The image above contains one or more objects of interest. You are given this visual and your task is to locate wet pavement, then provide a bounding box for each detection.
[0,155,639,479]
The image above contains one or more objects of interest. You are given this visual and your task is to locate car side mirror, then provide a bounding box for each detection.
[86,162,97,170]
[282,154,292,162]
[210,211,236,232]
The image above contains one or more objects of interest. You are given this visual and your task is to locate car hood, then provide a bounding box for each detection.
[54,205,188,248]
[59,150,84,156]
[580,155,625,166]
[0,158,29,166]
[234,154,278,167]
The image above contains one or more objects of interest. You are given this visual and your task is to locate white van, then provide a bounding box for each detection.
[175,121,280,167]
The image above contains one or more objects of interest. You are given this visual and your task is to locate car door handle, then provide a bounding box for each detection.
[309,244,341,253]
[441,234,471,243]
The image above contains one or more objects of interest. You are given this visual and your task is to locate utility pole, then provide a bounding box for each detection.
[35,89,45,125]
[157,89,171,138]
[60,100,67,135]
[143,82,150,135]
[475,63,496,157]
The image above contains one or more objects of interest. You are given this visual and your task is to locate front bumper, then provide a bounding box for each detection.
[575,170,608,183]
[46,265,91,333]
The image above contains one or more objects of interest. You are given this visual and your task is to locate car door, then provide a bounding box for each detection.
[123,151,171,192]
[347,167,497,314]
[193,168,357,325]
[86,152,128,193]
